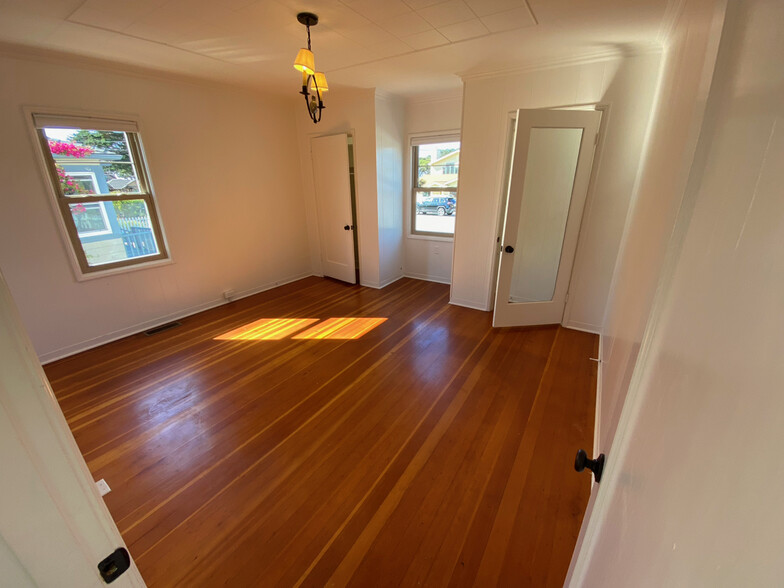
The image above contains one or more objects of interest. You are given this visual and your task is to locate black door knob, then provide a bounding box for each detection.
[344,225,351,230]
[574,449,605,483]
[504,245,514,253]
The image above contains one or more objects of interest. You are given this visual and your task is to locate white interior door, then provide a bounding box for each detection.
[311,133,356,284]
[493,109,601,327]
[0,269,145,586]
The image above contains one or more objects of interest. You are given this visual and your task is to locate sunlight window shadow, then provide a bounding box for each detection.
[214,317,388,341]
[214,318,319,340]
[292,317,387,340]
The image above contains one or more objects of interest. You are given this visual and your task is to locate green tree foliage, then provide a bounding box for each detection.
[112,200,146,218]
[69,129,126,155]
[69,130,134,178]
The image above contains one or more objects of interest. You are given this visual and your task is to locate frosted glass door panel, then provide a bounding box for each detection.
[509,128,583,303]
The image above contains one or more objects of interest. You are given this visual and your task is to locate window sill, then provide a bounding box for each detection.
[407,233,454,243]
[73,257,174,282]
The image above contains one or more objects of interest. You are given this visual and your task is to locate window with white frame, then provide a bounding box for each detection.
[31,113,168,275]
[411,135,460,237]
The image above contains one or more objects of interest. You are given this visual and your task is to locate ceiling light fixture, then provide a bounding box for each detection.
[294,12,328,124]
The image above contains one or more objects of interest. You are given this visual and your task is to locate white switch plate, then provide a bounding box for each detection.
[96,479,111,497]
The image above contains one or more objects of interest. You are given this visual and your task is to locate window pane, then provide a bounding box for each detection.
[43,127,141,196]
[70,199,160,266]
[416,141,460,189]
[414,191,456,235]
[69,202,110,236]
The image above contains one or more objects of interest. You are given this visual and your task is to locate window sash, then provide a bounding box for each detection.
[32,113,138,133]
[414,187,457,194]
[35,125,168,274]
[411,142,459,237]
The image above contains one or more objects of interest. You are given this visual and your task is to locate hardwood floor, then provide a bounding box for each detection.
[45,277,597,587]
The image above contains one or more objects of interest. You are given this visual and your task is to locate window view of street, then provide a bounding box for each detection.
[413,140,459,236]
[414,190,456,233]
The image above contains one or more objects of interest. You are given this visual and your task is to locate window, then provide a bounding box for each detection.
[31,113,168,275]
[411,137,460,237]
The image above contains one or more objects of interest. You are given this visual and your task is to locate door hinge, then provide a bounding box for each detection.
[98,548,131,584]
[565,291,570,304]
[594,132,599,146]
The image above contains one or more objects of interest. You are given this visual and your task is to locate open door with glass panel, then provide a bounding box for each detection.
[493,109,601,327]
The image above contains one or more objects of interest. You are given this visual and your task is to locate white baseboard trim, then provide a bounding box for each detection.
[563,321,601,335]
[378,274,405,289]
[449,297,490,312]
[39,271,314,364]
[403,272,451,285]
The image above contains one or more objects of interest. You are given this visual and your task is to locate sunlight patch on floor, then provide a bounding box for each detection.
[214,317,387,341]
[214,318,319,340]
[292,317,387,340]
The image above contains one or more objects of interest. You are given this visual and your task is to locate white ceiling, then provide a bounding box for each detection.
[0,0,672,97]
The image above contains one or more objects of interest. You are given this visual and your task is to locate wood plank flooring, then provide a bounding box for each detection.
[45,277,597,587]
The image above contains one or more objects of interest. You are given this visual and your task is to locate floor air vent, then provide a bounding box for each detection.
[144,321,182,336]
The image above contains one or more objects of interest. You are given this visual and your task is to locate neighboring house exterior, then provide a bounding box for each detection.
[54,151,155,266]
[419,149,459,188]
[106,177,139,191]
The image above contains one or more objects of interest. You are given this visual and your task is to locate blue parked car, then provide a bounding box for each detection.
[416,196,456,216]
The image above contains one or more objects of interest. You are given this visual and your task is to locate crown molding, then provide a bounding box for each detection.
[459,43,663,83]
[374,88,406,102]
[405,88,464,106]
[0,41,293,100]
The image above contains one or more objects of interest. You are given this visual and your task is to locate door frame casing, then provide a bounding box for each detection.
[560,103,610,329]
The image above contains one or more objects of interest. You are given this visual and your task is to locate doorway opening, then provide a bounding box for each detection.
[311,132,359,285]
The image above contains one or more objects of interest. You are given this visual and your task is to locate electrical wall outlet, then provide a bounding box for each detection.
[96,478,111,497]
[223,289,235,302]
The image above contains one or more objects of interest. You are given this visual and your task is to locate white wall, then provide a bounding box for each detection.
[375,92,405,287]
[452,52,661,326]
[403,94,463,284]
[0,53,311,362]
[296,88,381,287]
[597,0,726,452]
[572,0,784,582]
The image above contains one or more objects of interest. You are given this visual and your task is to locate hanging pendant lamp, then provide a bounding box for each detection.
[293,12,327,124]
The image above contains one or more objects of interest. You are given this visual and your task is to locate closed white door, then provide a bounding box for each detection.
[493,109,600,327]
[311,133,356,284]
[0,269,145,587]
